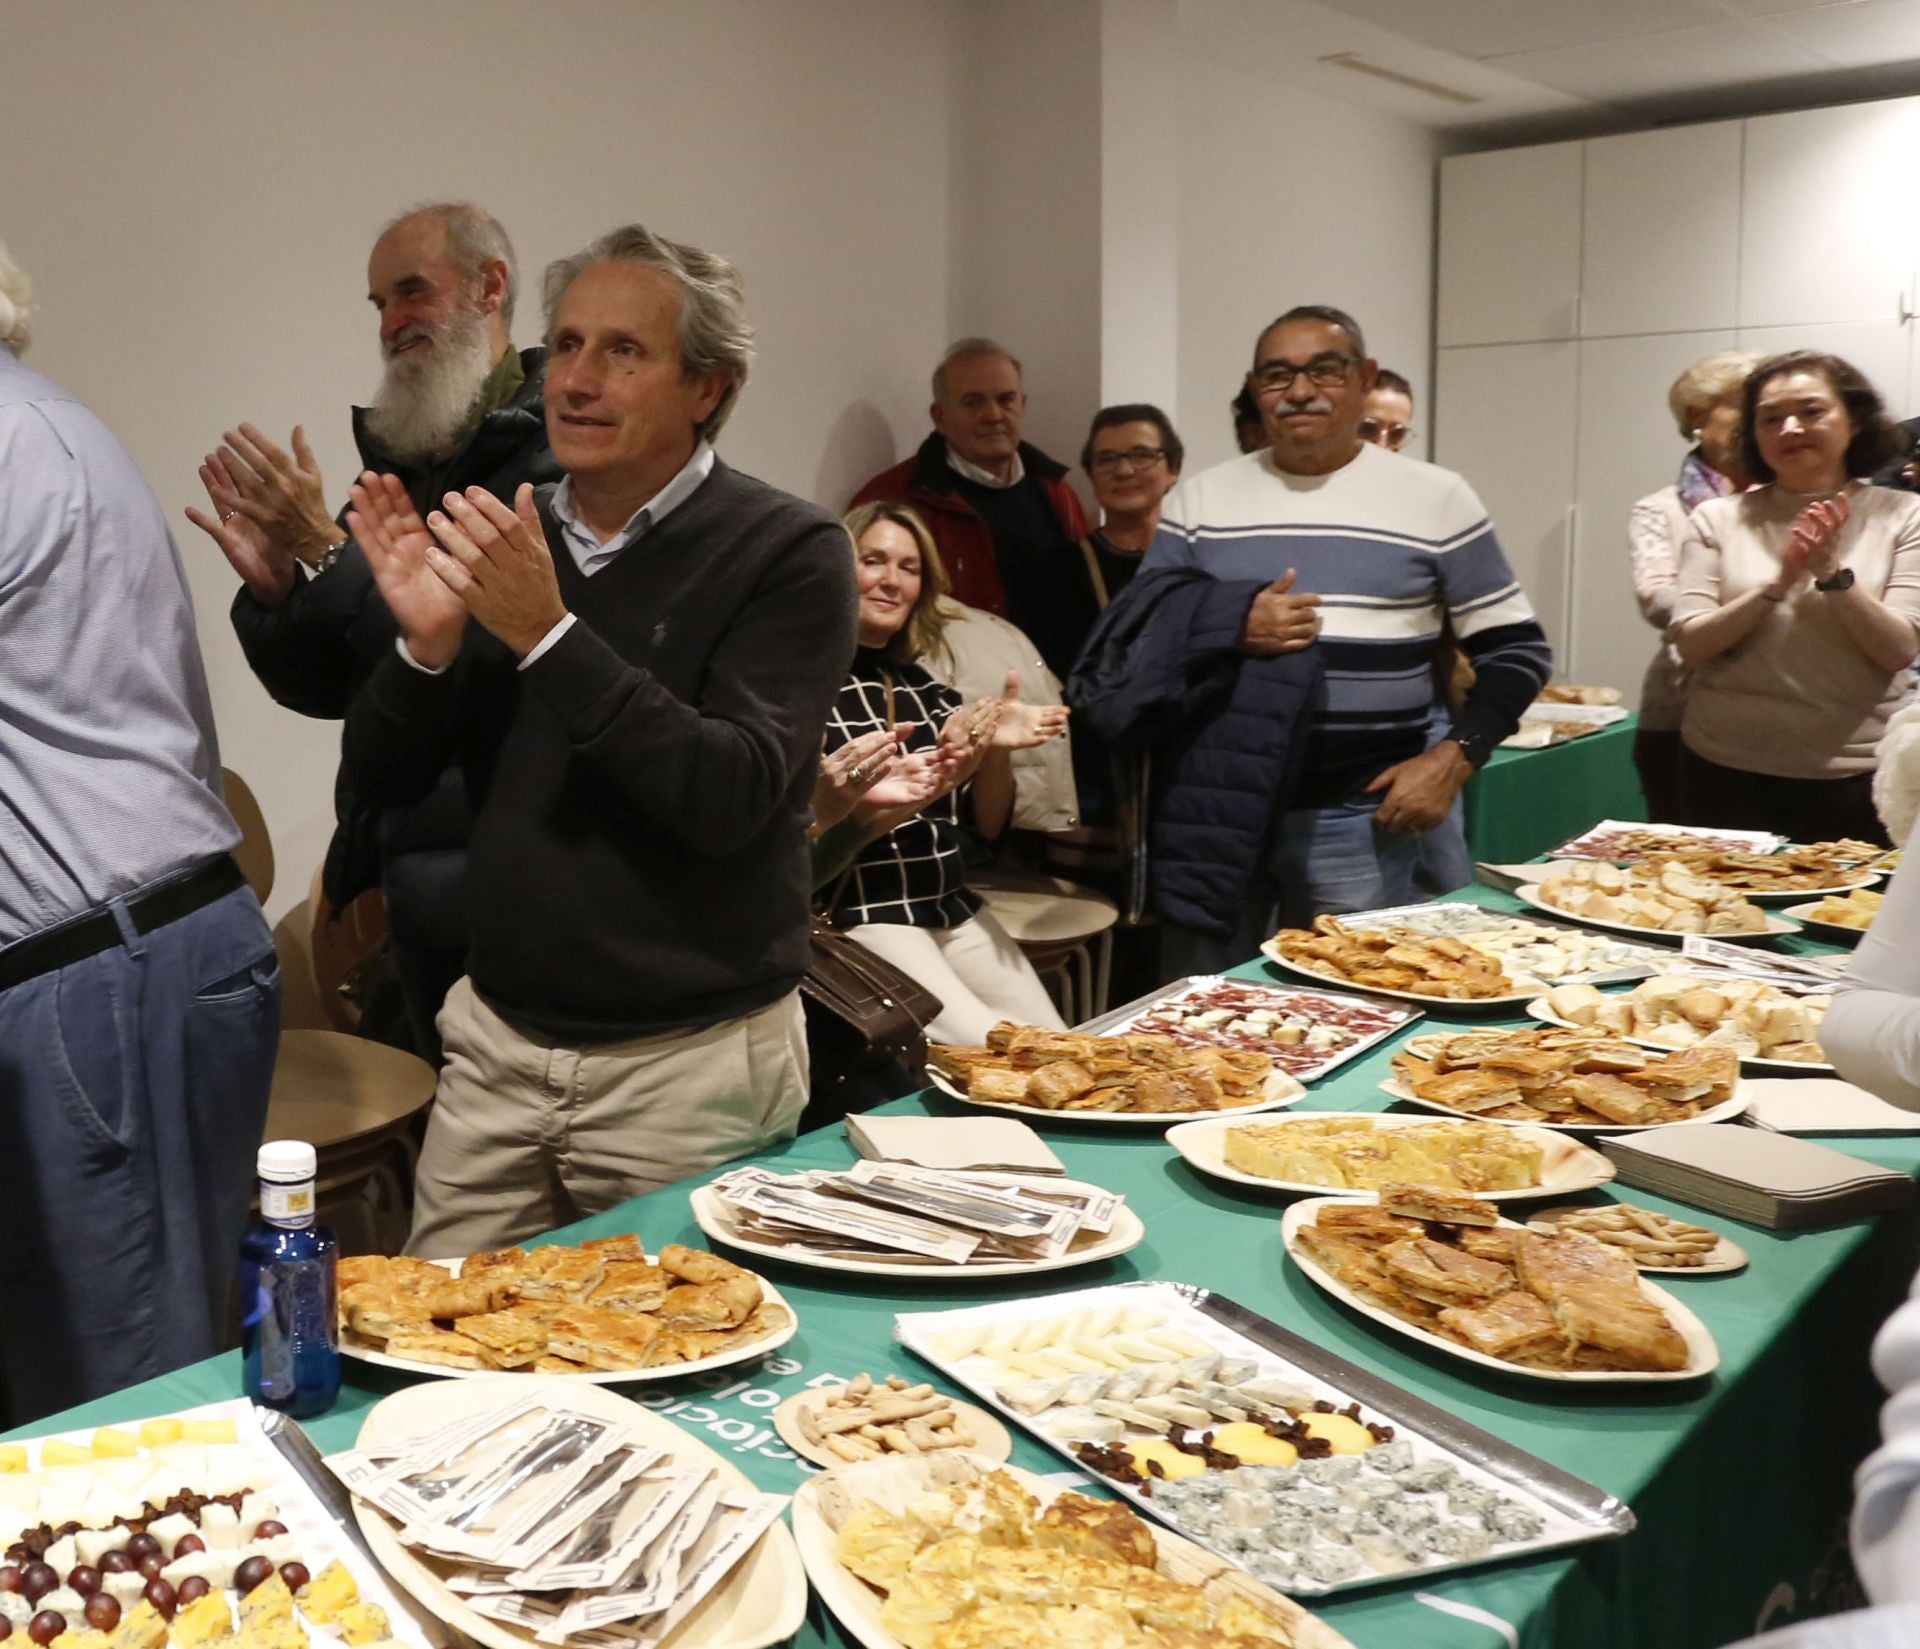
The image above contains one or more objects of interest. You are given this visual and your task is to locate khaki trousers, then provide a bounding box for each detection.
[406,977,808,1256]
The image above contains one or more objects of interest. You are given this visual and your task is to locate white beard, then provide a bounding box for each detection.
[364,304,496,465]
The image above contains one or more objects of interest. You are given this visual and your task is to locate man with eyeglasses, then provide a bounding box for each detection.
[1144,304,1551,970]
[852,338,1095,682]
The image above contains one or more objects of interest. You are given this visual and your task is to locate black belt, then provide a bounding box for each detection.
[0,857,248,992]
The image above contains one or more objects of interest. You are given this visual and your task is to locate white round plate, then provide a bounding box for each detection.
[1780,900,1872,943]
[1164,1111,1615,1201]
[790,1452,1352,1649]
[1523,998,1833,1076]
[1513,882,1800,944]
[1377,1075,1749,1135]
[922,1064,1303,1124]
[1258,940,1541,1008]
[1736,873,1882,905]
[338,1258,798,1383]
[689,1183,1146,1279]
[1524,1205,1748,1275]
[772,1386,1012,1469]
[352,1375,806,1649]
[1281,1197,1719,1384]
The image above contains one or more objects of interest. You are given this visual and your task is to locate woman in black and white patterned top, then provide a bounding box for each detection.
[816,502,1070,1043]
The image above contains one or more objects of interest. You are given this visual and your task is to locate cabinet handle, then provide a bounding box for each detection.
[1559,504,1579,678]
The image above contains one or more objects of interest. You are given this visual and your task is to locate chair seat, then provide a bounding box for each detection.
[265,1029,436,1152]
[971,871,1119,946]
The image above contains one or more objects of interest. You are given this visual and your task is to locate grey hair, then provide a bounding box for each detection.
[381,202,520,332]
[933,337,1021,403]
[542,224,754,440]
[0,240,31,355]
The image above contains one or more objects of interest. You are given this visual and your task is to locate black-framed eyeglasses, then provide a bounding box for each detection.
[1089,445,1166,472]
[1252,355,1359,393]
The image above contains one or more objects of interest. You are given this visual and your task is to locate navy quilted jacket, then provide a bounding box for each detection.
[1068,567,1324,936]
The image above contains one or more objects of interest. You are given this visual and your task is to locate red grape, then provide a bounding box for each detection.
[65,1567,100,1597]
[123,1536,160,1563]
[0,1568,19,1595]
[231,1557,273,1596]
[83,1594,120,1632]
[19,1566,55,1606]
[171,1536,205,1560]
[0,1614,11,1641]
[176,1578,211,1606]
[277,1563,310,1594]
[97,1552,133,1576]
[142,1578,177,1620]
[251,1522,287,1541]
[26,1612,64,1646]
[136,1554,165,1580]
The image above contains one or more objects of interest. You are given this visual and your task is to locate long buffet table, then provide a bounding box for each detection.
[11,883,1915,1649]
[1465,717,1647,865]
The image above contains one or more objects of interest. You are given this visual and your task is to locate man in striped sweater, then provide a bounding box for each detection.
[1145,305,1551,973]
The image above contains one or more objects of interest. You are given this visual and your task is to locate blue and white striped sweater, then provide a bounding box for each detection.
[1144,444,1552,803]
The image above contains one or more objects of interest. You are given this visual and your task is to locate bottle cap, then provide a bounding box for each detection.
[258,1140,318,1184]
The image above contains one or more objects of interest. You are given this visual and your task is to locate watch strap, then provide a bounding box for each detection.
[1814,566,1855,592]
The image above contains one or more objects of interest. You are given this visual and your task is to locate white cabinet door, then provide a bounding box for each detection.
[1570,333,1736,705]
[1582,124,1741,339]
[1438,144,1584,347]
[1739,97,1920,329]
[1736,319,1913,420]
[1434,343,1580,667]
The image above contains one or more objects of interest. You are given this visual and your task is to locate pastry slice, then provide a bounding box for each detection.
[1407,1067,1523,1114]
[588,1261,669,1312]
[1024,1060,1096,1110]
[1381,1238,1514,1306]
[655,1300,791,1364]
[460,1247,532,1280]
[1313,1204,1424,1245]
[1436,1289,1563,1361]
[1515,1230,1689,1372]
[530,1354,592,1374]
[656,1271,761,1330]
[928,1044,998,1082]
[970,1066,1034,1105]
[513,1248,607,1301]
[1561,1073,1664,1125]
[383,1325,491,1371]
[658,1243,747,1285]
[1130,1068,1223,1112]
[545,1305,663,1370]
[337,1286,429,1342]
[452,1309,551,1368]
[1377,1182,1498,1227]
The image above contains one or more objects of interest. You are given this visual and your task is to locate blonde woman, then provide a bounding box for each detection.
[821,502,1071,1043]
[1627,350,1760,822]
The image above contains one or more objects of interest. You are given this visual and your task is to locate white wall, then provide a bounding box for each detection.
[0,0,968,920]
[1174,28,1447,472]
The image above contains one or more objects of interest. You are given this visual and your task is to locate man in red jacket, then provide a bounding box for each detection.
[850,338,1097,681]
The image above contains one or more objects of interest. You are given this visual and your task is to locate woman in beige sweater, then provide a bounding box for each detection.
[1670,350,1920,844]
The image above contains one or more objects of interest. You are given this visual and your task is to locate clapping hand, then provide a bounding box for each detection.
[346,472,469,668]
[185,449,296,606]
[855,744,969,832]
[812,724,914,834]
[984,670,1069,749]
[1782,494,1851,586]
[422,484,571,659]
[211,424,340,566]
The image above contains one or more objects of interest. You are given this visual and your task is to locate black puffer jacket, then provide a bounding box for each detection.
[229,347,561,930]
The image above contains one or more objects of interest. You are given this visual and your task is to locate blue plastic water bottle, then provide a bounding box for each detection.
[240,1140,341,1417]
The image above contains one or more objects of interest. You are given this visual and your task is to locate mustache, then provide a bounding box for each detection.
[1280,399,1334,417]
[383,323,436,360]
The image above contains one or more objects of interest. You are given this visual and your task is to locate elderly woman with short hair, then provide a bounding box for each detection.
[1627,350,1761,822]
[1670,350,1920,843]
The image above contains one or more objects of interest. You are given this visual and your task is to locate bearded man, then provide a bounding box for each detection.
[190,202,560,1056]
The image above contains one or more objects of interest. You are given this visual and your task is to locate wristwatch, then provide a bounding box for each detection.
[1452,731,1495,769]
[1814,567,1855,593]
[310,537,347,576]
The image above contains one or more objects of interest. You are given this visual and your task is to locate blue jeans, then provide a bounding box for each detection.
[0,880,279,1422]
[1160,796,1428,980]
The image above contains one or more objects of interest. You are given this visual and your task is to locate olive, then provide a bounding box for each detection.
[172,1535,205,1560]
[83,1594,120,1632]
[0,1567,19,1594]
[123,1535,160,1563]
[277,1563,310,1595]
[136,1554,166,1580]
[97,1552,133,1576]
[66,1567,100,1597]
[231,1557,274,1596]
[251,1521,287,1541]
[26,1612,64,1646]
[142,1578,177,1620]
[176,1578,211,1606]
[18,1565,56,1606]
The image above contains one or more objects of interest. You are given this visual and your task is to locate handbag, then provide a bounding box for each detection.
[800,918,943,1071]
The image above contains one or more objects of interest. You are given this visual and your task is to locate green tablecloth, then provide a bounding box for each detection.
[1465,717,1647,864]
[12,885,1912,1649]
